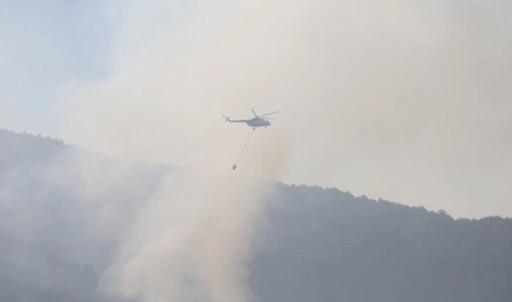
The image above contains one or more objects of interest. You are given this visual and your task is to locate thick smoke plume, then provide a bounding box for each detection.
[54,0,511,300]
[61,0,512,218]
[101,170,273,302]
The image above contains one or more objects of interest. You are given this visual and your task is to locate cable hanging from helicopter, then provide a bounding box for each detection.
[232,131,255,170]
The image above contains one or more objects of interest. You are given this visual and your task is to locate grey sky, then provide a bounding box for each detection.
[2,0,512,218]
[0,0,110,135]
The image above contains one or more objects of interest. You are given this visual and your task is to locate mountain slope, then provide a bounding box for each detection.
[250,184,512,302]
[1,129,511,302]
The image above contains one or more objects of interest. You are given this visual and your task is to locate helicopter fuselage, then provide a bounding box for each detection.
[246,118,271,128]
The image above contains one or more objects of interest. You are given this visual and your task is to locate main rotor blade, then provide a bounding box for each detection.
[251,108,258,117]
[260,111,280,117]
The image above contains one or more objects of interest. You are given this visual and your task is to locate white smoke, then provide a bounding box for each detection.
[55,0,512,300]
[60,0,512,218]
[100,169,272,302]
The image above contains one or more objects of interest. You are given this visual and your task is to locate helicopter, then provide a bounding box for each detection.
[223,109,279,130]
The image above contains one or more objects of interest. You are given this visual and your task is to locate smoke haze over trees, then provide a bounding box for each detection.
[2,0,512,301]
[1,129,511,301]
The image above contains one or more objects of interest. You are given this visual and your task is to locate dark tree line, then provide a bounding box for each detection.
[250,184,512,302]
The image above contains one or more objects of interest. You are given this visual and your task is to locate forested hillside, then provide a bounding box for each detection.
[250,184,512,302]
[1,129,511,302]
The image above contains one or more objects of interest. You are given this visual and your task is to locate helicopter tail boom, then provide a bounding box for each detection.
[223,115,248,123]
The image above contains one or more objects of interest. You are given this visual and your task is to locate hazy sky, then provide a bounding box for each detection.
[1,0,511,218]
